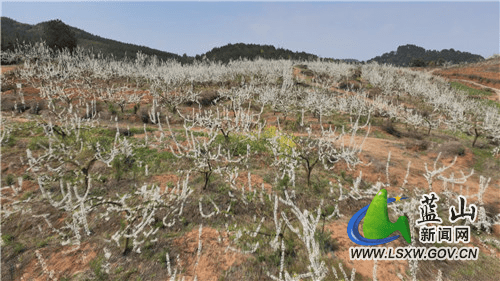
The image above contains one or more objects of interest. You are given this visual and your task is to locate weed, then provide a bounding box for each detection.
[4,174,15,186]
[214,133,268,156]
[36,237,51,248]
[275,174,291,192]
[28,135,49,150]
[315,230,338,254]
[89,255,108,281]
[128,126,156,135]
[2,234,14,245]
[20,191,33,201]
[107,103,118,115]
[115,266,124,274]
[14,242,25,254]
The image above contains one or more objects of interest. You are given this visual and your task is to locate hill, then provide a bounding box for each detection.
[1,17,182,62]
[368,44,484,67]
[197,42,323,64]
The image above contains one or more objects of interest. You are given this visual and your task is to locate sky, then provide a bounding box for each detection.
[1,1,499,61]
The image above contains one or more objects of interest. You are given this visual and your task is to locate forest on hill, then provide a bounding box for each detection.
[198,43,323,64]
[1,17,182,62]
[368,44,484,67]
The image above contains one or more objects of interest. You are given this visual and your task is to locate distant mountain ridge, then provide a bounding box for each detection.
[1,18,485,66]
[1,17,182,62]
[368,44,484,66]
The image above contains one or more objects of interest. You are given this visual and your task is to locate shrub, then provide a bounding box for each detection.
[1,234,14,245]
[438,141,466,157]
[29,100,46,115]
[111,155,136,180]
[4,174,15,186]
[119,127,133,137]
[405,139,430,151]
[13,242,25,254]
[382,119,401,138]
[107,103,117,115]
[133,103,140,114]
[199,90,220,106]
[315,230,338,254]
[139,107,149,124]
[338,80,361,91]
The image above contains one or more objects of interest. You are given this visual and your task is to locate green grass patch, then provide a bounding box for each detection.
[133,146,176,175]
[36,236,53,248]
[128,126,156,134]
[213,133,269,156]
[2,234,14,246]
[2,134,17,147]
[28,135,49,150]
[4,174,15,186]
[451,81,493,97]
[20,191,33,201]
[89,254,108,281]
[13,242,25,254]
[471,146,500,173]
[12,121,44,137]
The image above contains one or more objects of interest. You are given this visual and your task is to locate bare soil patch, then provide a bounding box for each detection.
[173,226,247,281]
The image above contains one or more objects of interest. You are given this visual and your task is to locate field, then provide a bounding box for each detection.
[1,43,499,281]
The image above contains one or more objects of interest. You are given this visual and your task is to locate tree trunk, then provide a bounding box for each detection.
[123,228,132,255]
[203,171,212,190]
[472,128,480,147]
[307,166,312,187]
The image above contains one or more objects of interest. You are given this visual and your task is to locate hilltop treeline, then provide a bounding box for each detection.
[1,17,182,62]
[368,44,484,67]
[197,43,322,64]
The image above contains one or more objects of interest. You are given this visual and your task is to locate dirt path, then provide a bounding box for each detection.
[453,78,500,101]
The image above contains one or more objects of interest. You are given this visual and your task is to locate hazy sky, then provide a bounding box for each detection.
[2,1,499,61]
